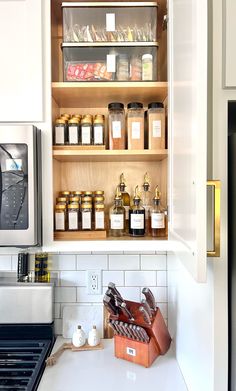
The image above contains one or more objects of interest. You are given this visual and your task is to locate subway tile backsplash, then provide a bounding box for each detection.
[1,252,168,335]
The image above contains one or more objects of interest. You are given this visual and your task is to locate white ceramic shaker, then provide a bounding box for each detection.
[88,325,100,347]
[72,325,86,348]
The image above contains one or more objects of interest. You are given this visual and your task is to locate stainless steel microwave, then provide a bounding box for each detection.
[0,125,41,246]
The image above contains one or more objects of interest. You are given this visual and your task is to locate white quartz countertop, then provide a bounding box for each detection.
[38,337,188,391]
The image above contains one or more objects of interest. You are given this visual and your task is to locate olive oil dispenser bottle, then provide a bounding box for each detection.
[150,186,168,237]
[141,172,152,233]
[109,187,125,237]
[129,186,145,237]
[118,173,130,232]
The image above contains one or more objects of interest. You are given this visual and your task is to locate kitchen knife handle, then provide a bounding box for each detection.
[121,302,134,321]
[139,306,151,325]
[108,282,123,299]
[142,287,156,311]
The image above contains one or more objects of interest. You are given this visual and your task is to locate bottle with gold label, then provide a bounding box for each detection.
[109,187,125,237]
[149,186,168,237]
[118,173,130,233]
[129,186,145,237]
[141,172,152,233]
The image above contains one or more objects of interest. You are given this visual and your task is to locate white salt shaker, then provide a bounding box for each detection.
[72,325,86,348]
[88,325,100,347]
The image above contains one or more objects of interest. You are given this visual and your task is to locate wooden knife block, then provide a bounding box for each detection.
[110,300,171,368]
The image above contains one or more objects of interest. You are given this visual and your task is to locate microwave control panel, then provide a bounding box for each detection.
[0,144,28,230]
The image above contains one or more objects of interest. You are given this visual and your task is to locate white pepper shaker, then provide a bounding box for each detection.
[88,325,100,347]
[72,325,86,348]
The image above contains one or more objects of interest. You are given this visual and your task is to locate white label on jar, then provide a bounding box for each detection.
[106,13,115,32]
[106,54,116,73]
[82,211,91,229]
[94,126,103,144]
[55,127,64,144]
[151,213,165,228]
[95,211,105,229]
[68,212,78,230]
[152,120,161,138]
[130,214,144,229]
[131,122,141,139]
[55,212,65,230]
[124,205,129,220]
[81,126,91,144]
[112,121,121,138]
[68,126,78,144]
[111,214,124,229]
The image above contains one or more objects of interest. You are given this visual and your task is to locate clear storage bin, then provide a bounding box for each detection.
[63,46,158,82]
[62,3,158,43]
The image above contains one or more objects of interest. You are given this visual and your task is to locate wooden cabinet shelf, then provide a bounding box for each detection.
[52,82,168,108]
[53,147,168,162]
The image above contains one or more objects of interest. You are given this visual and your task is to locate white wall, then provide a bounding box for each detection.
[0,252,168,335]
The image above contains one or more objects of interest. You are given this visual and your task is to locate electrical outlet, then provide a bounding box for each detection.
[87,270,102,295]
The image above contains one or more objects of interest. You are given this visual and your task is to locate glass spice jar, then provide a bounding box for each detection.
[142,54,153,81]
[94,196,105,205]
[94,204,105,230]
[81,115,92,145]
[81,203,92,230]
[117,54,129,81]
[127,102,144,150]
[60,191,70,199]
[148,102,166,149]
[56,197,68,206]
[55,204,67,231]
[68,117,80,145]
[69,196,80,205]
[54,118,67,145]
[108,102,126,150]
[82,196,93,204]
[93,115,105,145]
[93,190,104,197]
[68,203,79,231]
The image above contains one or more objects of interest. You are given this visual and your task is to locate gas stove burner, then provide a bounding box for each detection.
[0,340,51,391]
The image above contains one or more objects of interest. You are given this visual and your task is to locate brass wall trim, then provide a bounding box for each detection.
[207,180,221,257]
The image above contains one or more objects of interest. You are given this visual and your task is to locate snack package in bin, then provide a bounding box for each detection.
[65,61,113,81]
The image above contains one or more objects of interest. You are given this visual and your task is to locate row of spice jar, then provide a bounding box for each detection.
[55,190,105,231]
[54,101,165,150]
[54,114,105,146]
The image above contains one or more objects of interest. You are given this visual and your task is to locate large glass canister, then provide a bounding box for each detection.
[68,117,80,145]
[81,115,93,145]
[127,102,144,150]
[148,102,166,149]
[108,102,125,150]
[35,252,50,283]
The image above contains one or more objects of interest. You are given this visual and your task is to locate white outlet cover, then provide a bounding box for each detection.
[87,270,102,295]
[62,305,104,338]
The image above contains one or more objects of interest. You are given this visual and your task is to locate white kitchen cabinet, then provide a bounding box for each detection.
[223,0,236,88]
[40,0,212,285]
[168,0,208,282]
[0,0,43,122]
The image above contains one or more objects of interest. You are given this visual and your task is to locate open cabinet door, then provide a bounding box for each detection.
[168,0,208,282]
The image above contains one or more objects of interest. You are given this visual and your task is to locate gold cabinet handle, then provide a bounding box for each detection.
[207,180,221,257]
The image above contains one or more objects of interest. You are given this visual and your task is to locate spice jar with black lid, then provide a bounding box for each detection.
[108,102,125,150]
[148,102,166,149]
[127,102,144,150]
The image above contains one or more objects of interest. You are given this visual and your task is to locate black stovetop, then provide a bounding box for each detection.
[0,324,54,391]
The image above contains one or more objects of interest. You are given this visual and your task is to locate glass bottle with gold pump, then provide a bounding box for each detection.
[109,187,125,237]
[129,186,145,237]
[149,186,167,237]
[141,172,152,233]
[118,173,130,233]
